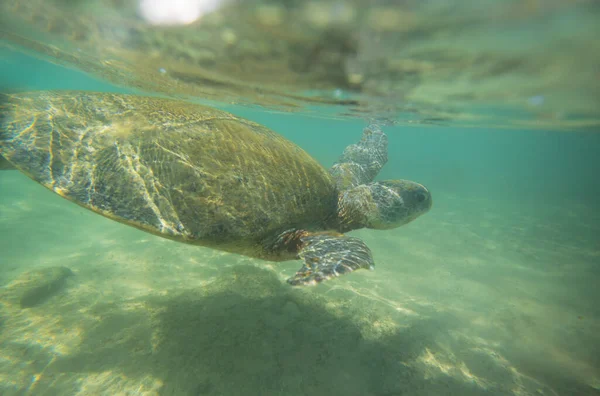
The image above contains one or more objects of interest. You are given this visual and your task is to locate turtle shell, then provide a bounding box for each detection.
[0,91,338,259]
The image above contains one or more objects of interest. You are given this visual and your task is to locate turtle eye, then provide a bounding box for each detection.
[416,193,426,203]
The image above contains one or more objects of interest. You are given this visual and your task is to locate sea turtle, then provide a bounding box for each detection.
[0,154,13,170]
[0,91,432,285]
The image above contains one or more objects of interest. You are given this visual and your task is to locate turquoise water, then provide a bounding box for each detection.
[1,49,600,396]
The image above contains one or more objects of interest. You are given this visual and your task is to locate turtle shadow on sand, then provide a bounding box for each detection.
[9,265,550,396]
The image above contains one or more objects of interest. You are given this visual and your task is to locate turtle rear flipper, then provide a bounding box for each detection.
[287,233,374,286]
[0,155,15,170]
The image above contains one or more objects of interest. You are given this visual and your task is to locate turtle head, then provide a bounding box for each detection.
[337,180,432,231]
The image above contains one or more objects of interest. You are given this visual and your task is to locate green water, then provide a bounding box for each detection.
[1,50,599,396]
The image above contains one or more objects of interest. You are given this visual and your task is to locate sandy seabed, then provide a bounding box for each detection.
[1,170,599,396]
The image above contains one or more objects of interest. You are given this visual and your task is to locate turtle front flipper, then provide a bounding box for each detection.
[287,232,374,286]
[329,123,388,190]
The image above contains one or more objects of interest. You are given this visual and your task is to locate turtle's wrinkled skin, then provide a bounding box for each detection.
[0,91,432,285]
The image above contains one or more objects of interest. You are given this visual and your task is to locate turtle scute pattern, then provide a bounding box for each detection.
[0,91,338,258]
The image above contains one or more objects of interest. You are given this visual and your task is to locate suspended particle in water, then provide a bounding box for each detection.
[528,95,545,106]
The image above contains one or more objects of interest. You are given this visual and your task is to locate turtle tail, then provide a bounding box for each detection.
[0,93,16,170]
[0,92,8,142]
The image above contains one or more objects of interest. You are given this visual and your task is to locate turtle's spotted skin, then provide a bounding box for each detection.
[0,91,432,285]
